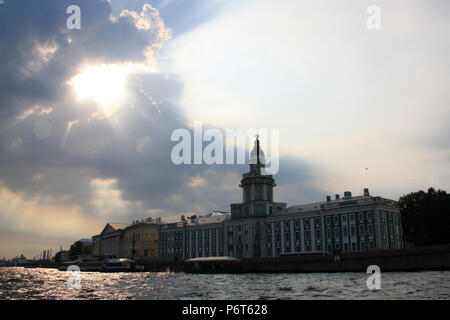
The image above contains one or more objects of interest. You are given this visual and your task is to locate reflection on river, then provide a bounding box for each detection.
[1,267,449,299]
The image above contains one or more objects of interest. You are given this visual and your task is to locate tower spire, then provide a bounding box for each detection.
[256,134,260,165]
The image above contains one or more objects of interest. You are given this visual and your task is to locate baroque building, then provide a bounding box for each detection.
[158,137,404,260]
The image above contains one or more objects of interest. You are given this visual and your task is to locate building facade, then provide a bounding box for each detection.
[121,219,160,261]
[159,137,404,260]
[92,218,162,261]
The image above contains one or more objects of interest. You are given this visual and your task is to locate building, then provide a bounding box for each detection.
[11,254,29,265]
[159,137,404,260]
[92,218,163,261]
[78,239,93,256]
[159,212,229,260]
[121,218,161,261]
[93,223,129,259]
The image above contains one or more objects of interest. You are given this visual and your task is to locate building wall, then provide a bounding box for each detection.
[92,236,101,256]
[158,201,404,261]
[100,234,121,258]
[121,223,160,261]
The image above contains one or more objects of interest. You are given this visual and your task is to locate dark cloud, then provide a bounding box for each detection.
[0,0,324,231]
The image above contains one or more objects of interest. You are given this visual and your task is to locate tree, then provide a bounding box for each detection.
[69,241,83,260]
[399,187,450,247]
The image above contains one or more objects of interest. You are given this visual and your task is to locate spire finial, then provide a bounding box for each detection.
[256,134,260,165]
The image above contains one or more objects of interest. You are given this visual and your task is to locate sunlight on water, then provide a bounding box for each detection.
[0,267,449,300]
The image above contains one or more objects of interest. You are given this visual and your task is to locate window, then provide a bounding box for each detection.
[326,216,331,224]
[327,228,331,238]
[334,227,340,238]
[359,225,365,236]
[316,230,321,240]
[367,211,373,220]
[295,231,299,241]
[368,224,374,235]
[333,216,338,224]
[284,221,289,229]
[351,226,356,236]
[327,244,332,252]
[361,242,366,251]
[305,230,310,240]
[256,184,263,199]
[305,219,310,227]
[295,220,300,228]
[315,218,320,225]
[343,226,348,237]
[317,244,321,251]
[359,213,365,221]
[350,214,355,221]
[351,242,356,251]
[296,246,300,252]
[276,233,280,242]
[342,215,347,222]
[285,233,290,242]
[335,243,340,250]
[267,234,271,243]
[306,245,311,252]
[369,241,375,250]
[237,225,242,232]
[344,243,349,252]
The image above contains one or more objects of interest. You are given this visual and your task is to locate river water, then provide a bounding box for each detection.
[0,267,449,299]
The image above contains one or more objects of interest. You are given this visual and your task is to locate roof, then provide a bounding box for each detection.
[108,223,130,230]
[188,213,230,225]
[99,223,130,236]
[280,194,397,215]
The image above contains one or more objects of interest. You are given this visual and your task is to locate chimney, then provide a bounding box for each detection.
[364,188,370,196]
[335,194,340,200]
[326,195,331,202]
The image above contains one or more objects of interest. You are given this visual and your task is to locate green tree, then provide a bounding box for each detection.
[399,187,450,246]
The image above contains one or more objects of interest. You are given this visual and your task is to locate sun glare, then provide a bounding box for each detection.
[68,64,132,106]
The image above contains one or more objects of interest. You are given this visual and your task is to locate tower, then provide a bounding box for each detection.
[230,136,278,218]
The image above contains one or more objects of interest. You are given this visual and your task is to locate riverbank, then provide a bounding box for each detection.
[150,244,450,273]
[9,244,450,274]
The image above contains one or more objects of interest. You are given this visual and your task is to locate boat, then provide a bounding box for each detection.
[59,258,104,271]
[59,257,138,272]
[100,258,136,272]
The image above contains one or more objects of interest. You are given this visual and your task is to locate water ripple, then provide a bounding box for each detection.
[0,267,449,299]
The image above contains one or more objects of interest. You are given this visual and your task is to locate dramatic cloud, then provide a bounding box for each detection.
[0,0,324,257]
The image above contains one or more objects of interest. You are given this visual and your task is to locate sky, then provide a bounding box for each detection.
[0,0,449,259]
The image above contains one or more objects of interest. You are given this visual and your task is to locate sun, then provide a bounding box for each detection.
[68,64,132,107]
